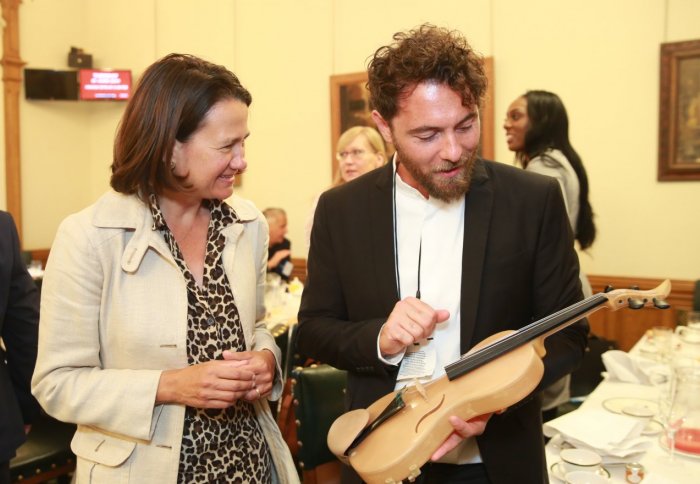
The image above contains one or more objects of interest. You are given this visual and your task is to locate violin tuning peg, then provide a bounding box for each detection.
[627,297,645,309]
[629,285,640,290]
[604,285,614,293]
[653,298,670,310]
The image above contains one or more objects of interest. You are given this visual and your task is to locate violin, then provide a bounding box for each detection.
[327,280,672,484]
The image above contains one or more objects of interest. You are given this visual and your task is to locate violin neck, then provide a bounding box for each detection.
[444,293,608,381]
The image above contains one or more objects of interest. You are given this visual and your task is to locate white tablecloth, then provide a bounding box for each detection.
[546,354,700,483]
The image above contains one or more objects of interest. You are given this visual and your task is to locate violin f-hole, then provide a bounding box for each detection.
[414,394,445,434]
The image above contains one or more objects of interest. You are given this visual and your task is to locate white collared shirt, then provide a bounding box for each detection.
[387,159,482,464]
[392,164,464,385]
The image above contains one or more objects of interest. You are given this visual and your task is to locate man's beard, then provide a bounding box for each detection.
[395,142,478,202]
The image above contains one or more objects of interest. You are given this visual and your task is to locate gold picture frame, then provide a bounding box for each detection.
[658,39,700,181]
[329,58,495,180]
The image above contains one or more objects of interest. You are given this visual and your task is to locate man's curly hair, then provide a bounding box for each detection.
[367,24,487,121]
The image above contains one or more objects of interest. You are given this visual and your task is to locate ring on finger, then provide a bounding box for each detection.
[254,387,261,399]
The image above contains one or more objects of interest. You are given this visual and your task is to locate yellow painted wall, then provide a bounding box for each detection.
[2,0,699,281]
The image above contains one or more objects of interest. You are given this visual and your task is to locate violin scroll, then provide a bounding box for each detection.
[603,279,671,312]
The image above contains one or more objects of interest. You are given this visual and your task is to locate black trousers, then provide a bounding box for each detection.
[0,460,10,484]
[413,463,491,484]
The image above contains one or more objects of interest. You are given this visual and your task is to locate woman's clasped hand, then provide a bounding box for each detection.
[158,349,276,408]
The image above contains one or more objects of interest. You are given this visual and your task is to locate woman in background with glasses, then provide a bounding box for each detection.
[305,126,387,248]
[333,126,387,186]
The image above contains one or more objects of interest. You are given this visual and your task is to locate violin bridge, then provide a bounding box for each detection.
[413,379,428,401]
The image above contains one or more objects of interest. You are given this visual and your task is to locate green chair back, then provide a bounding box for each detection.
[291,364,347,471]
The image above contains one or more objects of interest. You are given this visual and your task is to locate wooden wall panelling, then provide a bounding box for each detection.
[25,247,695,352]
[28,248,50,269]
[290,257,307,284]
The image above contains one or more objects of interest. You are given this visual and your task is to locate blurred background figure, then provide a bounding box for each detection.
[264,207,293,282]
[305,126,388,248]
[504,89,596,421]
[31,54,297,483]
[0,211,40,484]
[332,125,388,186]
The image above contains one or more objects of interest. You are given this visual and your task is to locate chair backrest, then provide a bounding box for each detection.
[10,413,76,483]
[292,364,347,471]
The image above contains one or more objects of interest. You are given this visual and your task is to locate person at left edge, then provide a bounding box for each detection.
[0,211,40,484]
[31,54,298,483]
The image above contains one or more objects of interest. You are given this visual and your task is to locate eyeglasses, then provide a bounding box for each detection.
[336,149,367,161]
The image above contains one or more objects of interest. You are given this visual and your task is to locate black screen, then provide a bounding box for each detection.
[24,69,79,100]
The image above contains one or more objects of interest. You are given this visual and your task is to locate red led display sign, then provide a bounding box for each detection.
[79,69,131,100]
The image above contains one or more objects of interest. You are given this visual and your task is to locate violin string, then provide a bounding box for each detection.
[447,294,605,375]
[445,293,608,379]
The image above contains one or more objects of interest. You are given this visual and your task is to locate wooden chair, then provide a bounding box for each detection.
[276,323,309,473]
[10,413,75,484]
[291,364,347,484]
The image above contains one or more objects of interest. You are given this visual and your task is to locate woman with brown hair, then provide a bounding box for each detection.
[32,53,298,483]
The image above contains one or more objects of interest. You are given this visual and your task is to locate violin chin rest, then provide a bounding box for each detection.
[327,408,371,463]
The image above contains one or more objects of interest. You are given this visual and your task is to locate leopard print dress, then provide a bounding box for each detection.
[149,196,272,483]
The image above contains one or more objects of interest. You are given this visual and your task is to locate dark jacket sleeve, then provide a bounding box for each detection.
[297,191,390,375]
[0,212,41,424]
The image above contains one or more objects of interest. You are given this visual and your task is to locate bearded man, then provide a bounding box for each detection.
[296,24,588,484]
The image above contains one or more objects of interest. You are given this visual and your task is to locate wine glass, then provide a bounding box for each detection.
[650,326,673,363]
[671,367,700,458]
[657,368,688,465]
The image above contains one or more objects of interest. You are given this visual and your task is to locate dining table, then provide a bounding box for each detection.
[263,276,303,377]
[545,332,700,483]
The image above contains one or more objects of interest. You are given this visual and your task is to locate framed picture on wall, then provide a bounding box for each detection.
[329,58,495,181]
[658,39,700,181]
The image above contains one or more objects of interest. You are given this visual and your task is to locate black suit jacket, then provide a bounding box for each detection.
[0,211,40,462]
[297,160,589,483]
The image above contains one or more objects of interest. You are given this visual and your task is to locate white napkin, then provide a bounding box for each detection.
[601,350,668,385]
[544,407,652,462]
[27,266,44,279]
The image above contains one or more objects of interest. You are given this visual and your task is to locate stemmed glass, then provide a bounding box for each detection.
[649,326,673,363]
[656,367,688,465]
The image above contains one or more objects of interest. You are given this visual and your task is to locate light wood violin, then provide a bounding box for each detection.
[327,280,672,484]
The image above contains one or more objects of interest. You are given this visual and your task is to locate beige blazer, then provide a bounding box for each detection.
[32,191,298,483]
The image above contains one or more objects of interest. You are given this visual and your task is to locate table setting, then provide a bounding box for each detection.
[545,327,700,483]
[263,273,303,331]
[27,259,44,280]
